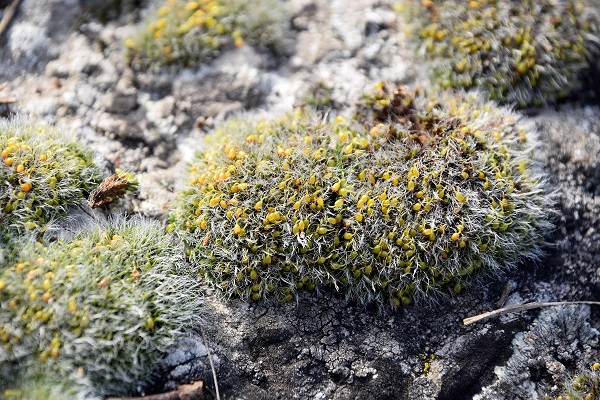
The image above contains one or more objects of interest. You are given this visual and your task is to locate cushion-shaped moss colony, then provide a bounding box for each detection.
[0,218,202,398]
[171,85,552,307]
[0,119,101,234]
[558,363,600,400]
[398,0,600,106]
[3,376,78,400]
[127,0,286,69]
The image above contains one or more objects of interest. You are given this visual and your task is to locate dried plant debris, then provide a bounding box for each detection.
[87,170,138,209]
[0,82,16,104]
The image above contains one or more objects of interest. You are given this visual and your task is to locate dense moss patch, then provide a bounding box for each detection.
[171,85,553,307]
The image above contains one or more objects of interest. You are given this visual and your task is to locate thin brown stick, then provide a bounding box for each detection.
[106,380,205,400]
[0,95,16,104]
[0,82,15,104]
[463,301,600,325]
[0,0,21,37]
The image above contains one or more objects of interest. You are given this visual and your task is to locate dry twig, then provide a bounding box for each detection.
[0,81,16,104]
[87,174,131,208]
[106,380,206,400]
[0,0,21,37]
[463,301,600,325]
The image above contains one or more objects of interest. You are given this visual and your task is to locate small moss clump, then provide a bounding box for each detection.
[0,119,102,235]
[397,0,600,106]
[546,362,600,400]
[2,375,79,400]
[170,85,552,307]
[0,218,203,398]
[126,0,287,70]
[553,363,600,400]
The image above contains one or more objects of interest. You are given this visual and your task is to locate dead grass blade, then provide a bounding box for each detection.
[0,0,21,37]
[463,301,600,325]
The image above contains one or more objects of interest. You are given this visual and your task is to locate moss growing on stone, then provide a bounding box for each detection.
[0,119,102,235]
[126,0,287,70]
[0,218,203,398]
[397,0,600,106]
[2,375,80,400]
[170,84,552,307]
[553,362,600,400]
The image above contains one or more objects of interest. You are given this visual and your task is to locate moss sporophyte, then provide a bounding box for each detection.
[397,0,600,106]
[171,84,553,308]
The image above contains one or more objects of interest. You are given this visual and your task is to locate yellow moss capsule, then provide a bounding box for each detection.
[234,224,244,236]
[343,232,353,240]
[254,200,263,211]
[412,203,421,211]
[451,232,460,241]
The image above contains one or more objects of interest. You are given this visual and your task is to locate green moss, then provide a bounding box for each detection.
[397,0,600,106]
[550,362,600,400]
[126,0,287,70]
[2,375,79,400]
[170,84,553,307]
[0,119,102,235]
[0,218,203,397]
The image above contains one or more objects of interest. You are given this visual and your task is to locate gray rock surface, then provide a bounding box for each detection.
[0,0,598,399]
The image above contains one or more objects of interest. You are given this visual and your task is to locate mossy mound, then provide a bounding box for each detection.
[2,375,79,400]
[397,0,600,106]
[0,218,202,398]
[555,362,600,400]
[170,85,553,307]
[0,119,102,235]
[126,0,287,70]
